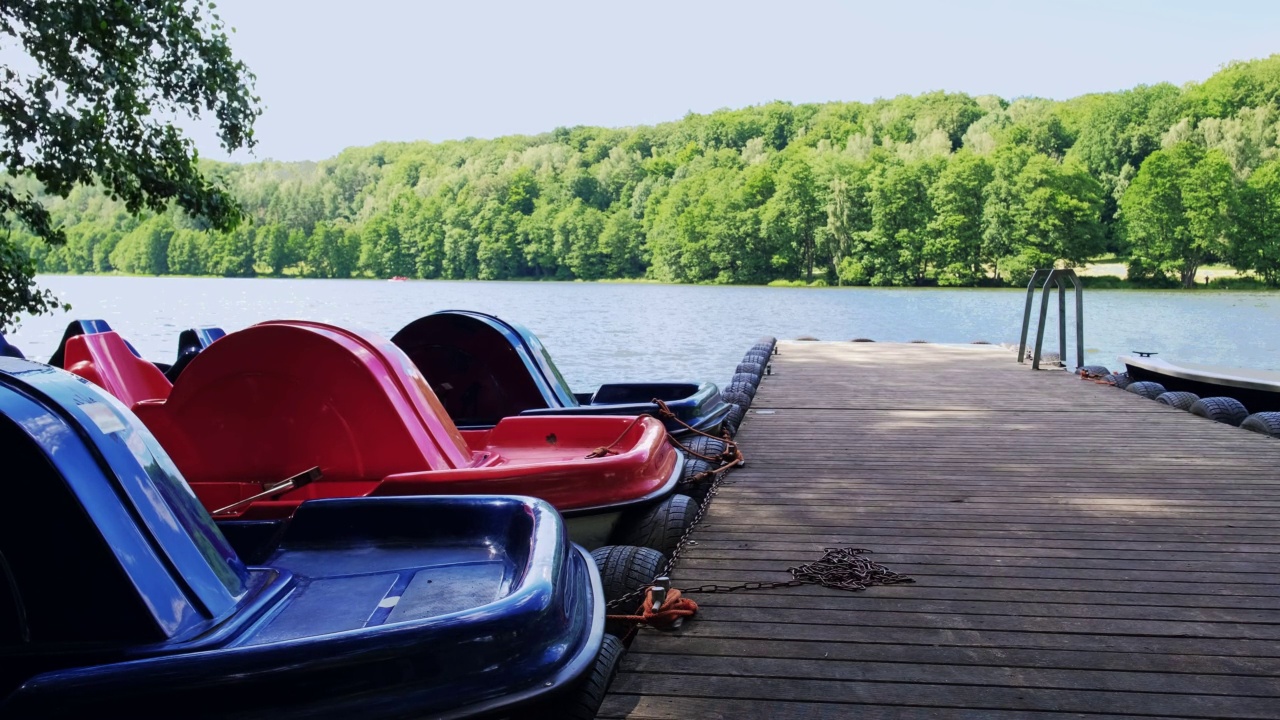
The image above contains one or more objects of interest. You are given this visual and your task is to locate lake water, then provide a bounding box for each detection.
[9,275,1280,391]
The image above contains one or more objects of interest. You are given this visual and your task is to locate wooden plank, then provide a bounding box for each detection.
[600,696,1117,720]
[605,342,1280,718]
[607,673,1280,718]
[623,636,1280,676]
[620,654,1280,697]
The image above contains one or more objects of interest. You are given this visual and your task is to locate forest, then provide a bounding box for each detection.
[12,55,1280,289]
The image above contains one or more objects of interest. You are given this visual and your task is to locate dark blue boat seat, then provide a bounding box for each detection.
[392,310,732,436]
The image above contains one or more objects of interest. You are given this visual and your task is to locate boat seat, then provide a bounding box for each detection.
[0,335,23,359]
[64,332,172,406]
[392,313,556,425]
[133,322,473,488]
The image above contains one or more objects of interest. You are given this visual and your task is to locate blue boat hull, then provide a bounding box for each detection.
[0,358,605,719]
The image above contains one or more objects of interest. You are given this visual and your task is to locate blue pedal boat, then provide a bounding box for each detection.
[391,310,732,437]
[0,357,613,719]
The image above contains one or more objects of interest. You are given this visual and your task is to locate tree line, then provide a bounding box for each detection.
[13,55,1280,290]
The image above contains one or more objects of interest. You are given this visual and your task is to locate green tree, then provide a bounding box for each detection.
[1122,143,1236,287]
[254,224,295,276]
[167,228,209,275]
[1013,155,1105,267]
[762,152,824,280]
[208,224,257,277]
[927,152,994,285]
[305,222,358,278]
[0,0,260,329]
[110,216,174,275]
[1234,158,1280,284]
[818,160,873,285]
[860,158,941,285]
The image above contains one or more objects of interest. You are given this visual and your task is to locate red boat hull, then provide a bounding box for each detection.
[70,322,681,519]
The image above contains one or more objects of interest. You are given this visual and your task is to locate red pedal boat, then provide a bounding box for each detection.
[61,321,695,554]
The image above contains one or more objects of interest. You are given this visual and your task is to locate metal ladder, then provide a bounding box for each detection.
[1018,268,1083,370]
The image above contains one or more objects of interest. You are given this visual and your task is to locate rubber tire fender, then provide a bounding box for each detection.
[1241,412,1280,438]
[590,545,666,604]
[731,372,761,391]
[726,380,756,400]
[1102,372,1133,389]
[735,362,764,378]
[1154,391,1200,411]
[720,388,752,410]
[1189,396,1249,426]
[677,436,731,502]
[682,434,729,460]
[723,403,746,437]
[1125,381,1166,400]
[545,632,625,720]
[612,494,698,557]
[1076,364,1110,376]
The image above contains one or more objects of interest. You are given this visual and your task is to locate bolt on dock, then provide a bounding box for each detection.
[602,341,1280,719]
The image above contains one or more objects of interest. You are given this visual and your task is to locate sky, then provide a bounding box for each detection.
[192,0,1280,163]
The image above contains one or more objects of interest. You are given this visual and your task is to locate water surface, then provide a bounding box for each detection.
[10,276,1280,390]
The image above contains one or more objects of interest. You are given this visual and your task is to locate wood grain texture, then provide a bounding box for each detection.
[602,342,1280,719]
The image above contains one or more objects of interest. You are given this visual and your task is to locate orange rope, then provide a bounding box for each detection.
[605,587,699,630]
[584,414,648,458]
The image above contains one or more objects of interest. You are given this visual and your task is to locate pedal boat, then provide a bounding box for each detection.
[59,321,689,551]
[392,310,732,437]
[10,318,225,382]
[1121,353,1280,413]
[0,357,611,719]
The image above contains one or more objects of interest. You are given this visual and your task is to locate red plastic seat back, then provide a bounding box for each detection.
[64,332,172,405]
[135,321,472,486]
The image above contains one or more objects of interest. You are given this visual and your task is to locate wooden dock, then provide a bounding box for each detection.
[601,341,1280,719]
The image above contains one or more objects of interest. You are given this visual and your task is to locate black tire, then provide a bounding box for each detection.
[1241,412,1280,438]
[539,633,625,720]
[1126,381,1166,400]
[726,380,756,400]
[1075,364,1110,376]
[677,457,716,503]
[720,388,752,410]
[723,403,746,437]
[612,494,698,557]
[682,434,728,460]
[677,436,727,502]
[1102,372,1133,389]
[590,545,665,604]
[1155,391,1200,411]
[1190,396,1249,426]
[730,374,760,393]
[742,352,770,366]
[736,361,764,377]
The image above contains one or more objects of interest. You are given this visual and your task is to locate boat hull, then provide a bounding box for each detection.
[1121,355,1280,412]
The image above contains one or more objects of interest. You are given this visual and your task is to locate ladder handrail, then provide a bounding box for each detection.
[1017,268,1084,370]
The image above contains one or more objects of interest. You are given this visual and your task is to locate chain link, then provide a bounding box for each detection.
[606,432,914,611]
[605,437,738,611]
